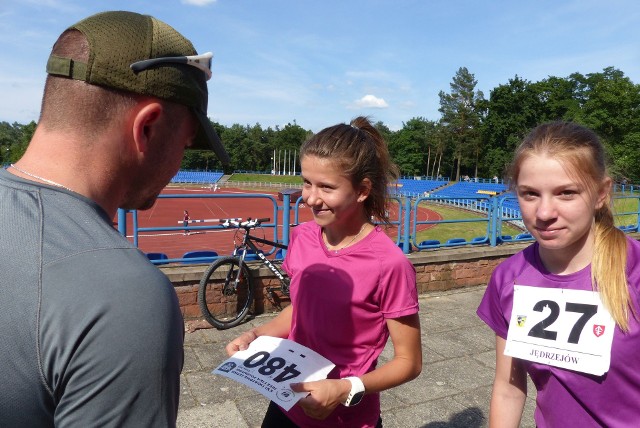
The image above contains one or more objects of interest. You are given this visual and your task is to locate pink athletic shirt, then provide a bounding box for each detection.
[477,238,640,427]
[282,221,418,427]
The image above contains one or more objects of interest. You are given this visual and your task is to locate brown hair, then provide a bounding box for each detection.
[508,121,635,331]
[300,116,399,224]
[39,30,139,137]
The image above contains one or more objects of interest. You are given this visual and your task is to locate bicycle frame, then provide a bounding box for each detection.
[198,217,292,329]
[229,218,290,299]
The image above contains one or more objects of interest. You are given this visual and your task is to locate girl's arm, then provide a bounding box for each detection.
[225,304,293,356]
[292,313,422,420]
[359,313,422,392]
[489,335,527,428]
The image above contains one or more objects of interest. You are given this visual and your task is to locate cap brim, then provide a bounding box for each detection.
[191,110,230,165]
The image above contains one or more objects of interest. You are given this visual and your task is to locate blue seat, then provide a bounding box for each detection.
[470,236,487,245]
[146,252,169,265]
[419,239,440,249]
[514,233,533,241]
[499,235,513,243]
[181,250,218,264]
[274,248,285,259]
[444,238,467,247]
[627,225,638,232]
[397,242,413,253]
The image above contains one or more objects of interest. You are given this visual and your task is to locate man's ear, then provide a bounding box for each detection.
[131,102,164,154]
[357,178,372,202]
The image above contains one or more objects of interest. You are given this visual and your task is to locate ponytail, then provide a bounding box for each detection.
[592,203,635,332]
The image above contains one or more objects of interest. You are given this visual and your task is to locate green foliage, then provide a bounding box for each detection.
[0,121,36,164]
[389,117,436,175]
[479,68,640,181]
[438,67,485,180]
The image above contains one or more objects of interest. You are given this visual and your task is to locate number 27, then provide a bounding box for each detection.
[527,300,598,344]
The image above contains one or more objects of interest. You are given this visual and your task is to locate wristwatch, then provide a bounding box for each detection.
[342,376,365,407]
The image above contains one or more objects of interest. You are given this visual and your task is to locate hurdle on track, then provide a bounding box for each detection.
[177,217,242,224]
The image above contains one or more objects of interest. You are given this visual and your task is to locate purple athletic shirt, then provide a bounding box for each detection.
[282,221,418,428]
[477,237,640,427]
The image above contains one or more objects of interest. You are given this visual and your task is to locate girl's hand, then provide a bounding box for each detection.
[291,378,351,420]
[225,329,257,356]
[225,306,294,356]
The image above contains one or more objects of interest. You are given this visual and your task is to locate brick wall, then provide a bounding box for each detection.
[161,242,532,321]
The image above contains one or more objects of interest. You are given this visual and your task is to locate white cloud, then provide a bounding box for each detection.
[180,0,217,5]
[352,94,388,109]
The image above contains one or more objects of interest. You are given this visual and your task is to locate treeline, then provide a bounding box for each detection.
[2,66,639,181]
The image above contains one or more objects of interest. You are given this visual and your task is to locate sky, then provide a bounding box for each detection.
[1,0,639,132]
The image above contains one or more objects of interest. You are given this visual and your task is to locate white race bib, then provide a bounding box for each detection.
[213,336,335,410]
[505,285,615,376]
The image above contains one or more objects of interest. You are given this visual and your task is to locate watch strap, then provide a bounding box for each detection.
[342,376,365,406]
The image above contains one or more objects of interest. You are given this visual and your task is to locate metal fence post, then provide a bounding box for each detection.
[282,193,291,254]
[401,197,412,253]
[489,198,498,247]
[117,208,127,238]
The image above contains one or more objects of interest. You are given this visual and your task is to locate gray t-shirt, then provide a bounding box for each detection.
[0,169,184,427]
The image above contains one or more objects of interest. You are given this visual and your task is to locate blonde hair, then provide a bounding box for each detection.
[300,116,399,224]
[508,121,636,331]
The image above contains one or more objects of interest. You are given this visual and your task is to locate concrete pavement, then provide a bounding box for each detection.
[177,286,537,428]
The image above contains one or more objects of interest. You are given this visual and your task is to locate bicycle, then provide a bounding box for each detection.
[197,217,290,329]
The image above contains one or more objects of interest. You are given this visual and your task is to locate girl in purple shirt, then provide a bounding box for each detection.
[477,121,640,427]
[226,117,422,427]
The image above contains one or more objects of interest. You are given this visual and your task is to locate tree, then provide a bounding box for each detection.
[573,68,640,180]
[0,122,21,164]
[389,117,434,176]
[481,76,543,177]
[438,67,485,180]
[533,76,580,122]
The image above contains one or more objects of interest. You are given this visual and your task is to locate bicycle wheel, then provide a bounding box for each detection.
[198,256,254,329]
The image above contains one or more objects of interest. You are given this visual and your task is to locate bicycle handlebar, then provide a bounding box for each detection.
[219,217,270,229]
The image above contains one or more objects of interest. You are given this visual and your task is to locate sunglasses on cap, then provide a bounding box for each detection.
[130,52,213,80]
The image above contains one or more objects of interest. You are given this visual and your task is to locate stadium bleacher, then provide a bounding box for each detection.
[430,181,508,199]
[170,170,223,184]
[393,178,449,197]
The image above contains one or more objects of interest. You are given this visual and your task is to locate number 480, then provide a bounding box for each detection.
[243,351,301,383]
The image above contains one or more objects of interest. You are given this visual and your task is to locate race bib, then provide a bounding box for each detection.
[213,336,335,410]
[505,285,615,376]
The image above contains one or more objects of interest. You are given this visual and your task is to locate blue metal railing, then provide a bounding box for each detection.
[117,192,640,262]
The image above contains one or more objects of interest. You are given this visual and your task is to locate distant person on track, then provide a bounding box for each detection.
[184,209,191,235]
[0,10,229,426]
[477,121,640,427]
[226,116,422,428]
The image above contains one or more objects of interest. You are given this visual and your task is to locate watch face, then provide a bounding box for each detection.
[349,391,365,406]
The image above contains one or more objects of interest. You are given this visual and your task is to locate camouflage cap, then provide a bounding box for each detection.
[46,10,229,164]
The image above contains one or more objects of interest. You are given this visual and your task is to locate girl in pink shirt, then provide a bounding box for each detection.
[226,117,422,427]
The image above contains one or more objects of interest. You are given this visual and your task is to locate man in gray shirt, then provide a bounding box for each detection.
[0,11,229,426]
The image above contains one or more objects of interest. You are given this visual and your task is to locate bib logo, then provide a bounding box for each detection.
[218,362,237,373]
[593,325,605,337]
[517,315,527,327]
[277,389,295,402]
